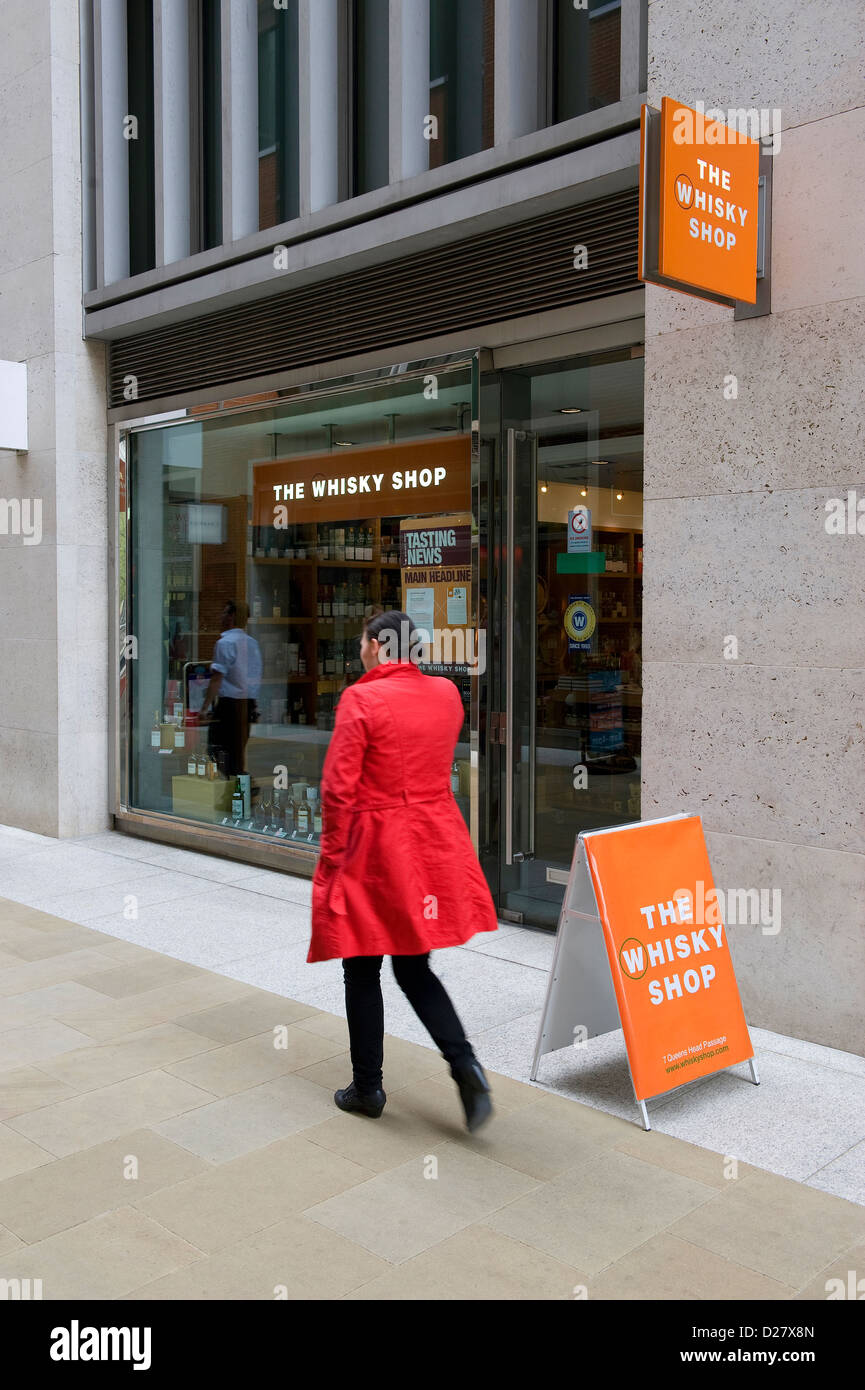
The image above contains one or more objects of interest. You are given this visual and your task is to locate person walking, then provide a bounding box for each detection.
[308,609,499,1132]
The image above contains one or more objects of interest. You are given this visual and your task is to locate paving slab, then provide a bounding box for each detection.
[0,869,863,1301]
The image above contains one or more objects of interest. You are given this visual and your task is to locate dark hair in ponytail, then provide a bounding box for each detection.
[363,610,419,661]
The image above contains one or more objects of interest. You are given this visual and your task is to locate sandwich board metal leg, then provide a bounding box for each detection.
[638,1100,651,1132]
[748,1057,760,1085]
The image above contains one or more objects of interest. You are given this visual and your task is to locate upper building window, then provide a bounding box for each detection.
[549,0,621,123]
[428,0,495,170]
[352,0,389,195]
[127,0,156,274]
[191,0,222,252]
[258,0,300,228]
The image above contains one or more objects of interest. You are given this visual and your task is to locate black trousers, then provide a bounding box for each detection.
[342,954,476,1093]
[207,696,251,778]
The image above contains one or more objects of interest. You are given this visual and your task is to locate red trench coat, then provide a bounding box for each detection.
[308,660,498,961]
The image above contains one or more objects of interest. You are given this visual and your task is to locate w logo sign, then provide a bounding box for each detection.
[675,176,694,208]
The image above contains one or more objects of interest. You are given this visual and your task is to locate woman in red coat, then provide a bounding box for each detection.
[308,610,499,1131]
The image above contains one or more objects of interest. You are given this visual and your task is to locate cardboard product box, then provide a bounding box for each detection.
[172,775,233,823]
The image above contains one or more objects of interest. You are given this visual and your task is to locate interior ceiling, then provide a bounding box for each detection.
[155,358,644,493]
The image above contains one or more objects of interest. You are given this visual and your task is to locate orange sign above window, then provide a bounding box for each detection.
[252,437,470,527]
[657,97,760,304]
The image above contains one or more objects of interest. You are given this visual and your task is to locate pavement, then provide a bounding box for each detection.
[0,822,863,1300]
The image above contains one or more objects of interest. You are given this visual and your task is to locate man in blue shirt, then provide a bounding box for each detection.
[201,600,262,776]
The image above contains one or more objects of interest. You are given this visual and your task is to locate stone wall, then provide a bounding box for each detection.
[642,0,865,1051]
[0,0,109,837]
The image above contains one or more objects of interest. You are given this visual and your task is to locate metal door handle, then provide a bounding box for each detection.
[504,428,536,866]
[504,430,525,865]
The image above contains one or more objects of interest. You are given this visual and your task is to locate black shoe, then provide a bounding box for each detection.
[334,1082,386,1118]
[452,1059,493,1133]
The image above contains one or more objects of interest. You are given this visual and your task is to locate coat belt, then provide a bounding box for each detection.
[348,789,451,811]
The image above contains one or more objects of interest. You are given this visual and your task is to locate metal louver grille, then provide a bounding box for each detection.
[108,187,639,407]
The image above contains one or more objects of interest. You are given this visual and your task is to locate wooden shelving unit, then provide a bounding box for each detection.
[537,521,643,760]
[245,517,403,729]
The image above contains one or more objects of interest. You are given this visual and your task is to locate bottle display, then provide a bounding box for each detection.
[241,512,438,849]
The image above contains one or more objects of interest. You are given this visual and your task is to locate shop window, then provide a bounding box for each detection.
[428,0,495,169]
[125,362,475,851]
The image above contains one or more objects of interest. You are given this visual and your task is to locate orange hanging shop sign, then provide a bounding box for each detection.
[657,97,760,303]
[582,816,753,1102]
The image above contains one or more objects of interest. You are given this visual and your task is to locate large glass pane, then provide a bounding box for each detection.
[494,350,643,927]
[126,360,477,850]
[552,0,621,124]
[429,0,495,169]
[258,0,300,228]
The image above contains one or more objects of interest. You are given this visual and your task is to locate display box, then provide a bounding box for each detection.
[171,775,233,823]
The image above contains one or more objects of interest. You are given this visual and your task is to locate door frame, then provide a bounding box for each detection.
[476,334,646,924]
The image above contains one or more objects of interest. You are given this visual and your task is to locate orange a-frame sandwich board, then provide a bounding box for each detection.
[531,814,758,1130]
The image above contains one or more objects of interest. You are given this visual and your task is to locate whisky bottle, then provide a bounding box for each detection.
[151,710,161,749]
[231,778,244,818]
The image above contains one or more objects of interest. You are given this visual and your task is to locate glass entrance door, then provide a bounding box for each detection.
[483,348,645,927]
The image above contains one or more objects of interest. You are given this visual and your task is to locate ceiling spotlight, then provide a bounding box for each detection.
[557,407,583,414]
[335,440,355,447]
[592,461,610,467]
[540,484,547,493]
[580,489,587,498]
[616,491,623,501]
